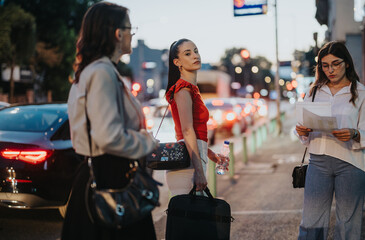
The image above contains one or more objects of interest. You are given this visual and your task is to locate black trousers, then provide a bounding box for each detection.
[61,155,157,240]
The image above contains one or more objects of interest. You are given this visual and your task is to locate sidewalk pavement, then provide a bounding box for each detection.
[152,104,365,240]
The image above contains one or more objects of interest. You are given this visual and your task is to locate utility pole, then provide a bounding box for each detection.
[274,0,282,135]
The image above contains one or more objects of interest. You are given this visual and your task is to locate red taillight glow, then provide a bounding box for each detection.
[0,149,53,164]
[146,118,154,130]
[132,83,141,92]
[143,106,150,115]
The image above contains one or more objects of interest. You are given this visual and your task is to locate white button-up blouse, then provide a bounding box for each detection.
[298,82,365,172]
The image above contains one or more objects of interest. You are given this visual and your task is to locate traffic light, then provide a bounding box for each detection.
[240,49,250,59]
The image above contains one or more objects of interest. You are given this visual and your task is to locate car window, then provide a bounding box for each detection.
[51,120,70,140]
[0,108,64,132]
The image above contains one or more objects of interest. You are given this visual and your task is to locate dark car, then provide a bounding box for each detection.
[0,103,82,217]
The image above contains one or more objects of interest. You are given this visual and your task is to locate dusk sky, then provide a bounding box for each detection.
[111,0,328,64]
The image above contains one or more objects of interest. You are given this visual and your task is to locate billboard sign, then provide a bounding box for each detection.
[234,0,268,17]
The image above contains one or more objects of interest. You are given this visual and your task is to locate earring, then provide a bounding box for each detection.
[179,65,182,71]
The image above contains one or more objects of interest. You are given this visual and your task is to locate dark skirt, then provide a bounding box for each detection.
[61,154,157,240]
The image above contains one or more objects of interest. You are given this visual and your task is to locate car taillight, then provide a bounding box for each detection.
[142,106,150,115]
[146,118,154,130]
[0,149,53,164]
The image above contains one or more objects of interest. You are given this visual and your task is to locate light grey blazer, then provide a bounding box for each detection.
[67,57,156,159]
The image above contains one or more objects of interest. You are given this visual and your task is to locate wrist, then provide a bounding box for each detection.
[352,129,359,139]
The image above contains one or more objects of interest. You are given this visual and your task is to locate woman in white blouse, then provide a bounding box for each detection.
[295,41,365,239]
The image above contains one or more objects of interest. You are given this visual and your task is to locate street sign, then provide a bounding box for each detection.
[233,0,268,17]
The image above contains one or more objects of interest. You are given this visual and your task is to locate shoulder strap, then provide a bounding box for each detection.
[154,84,176,138]
[301,86,318,164]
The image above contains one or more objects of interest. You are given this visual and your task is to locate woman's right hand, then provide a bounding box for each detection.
[296,124,312,137]
[193,170,207,192]
[140,129,159,149]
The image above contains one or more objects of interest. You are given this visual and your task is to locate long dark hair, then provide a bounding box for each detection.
[74,2,128,83]
[165,38,191,92]
[311,41,360,105]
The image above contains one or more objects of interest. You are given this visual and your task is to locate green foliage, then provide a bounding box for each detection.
[0,3,36,64]
[3,0,100,101]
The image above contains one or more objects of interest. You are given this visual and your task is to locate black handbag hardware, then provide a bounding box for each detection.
[83,76,162,229]
[292,86,317,188]
[146,84,191,170]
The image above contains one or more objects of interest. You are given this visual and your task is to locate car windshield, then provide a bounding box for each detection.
[0,107,66,132]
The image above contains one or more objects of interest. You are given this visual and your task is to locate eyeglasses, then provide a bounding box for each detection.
[121,26,138,36]
[321,60,344,72]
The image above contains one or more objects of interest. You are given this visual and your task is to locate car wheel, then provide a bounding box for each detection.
[232,122,241,136]
[59,190,72,218]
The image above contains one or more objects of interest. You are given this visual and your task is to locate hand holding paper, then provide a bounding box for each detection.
[296,102,338,132]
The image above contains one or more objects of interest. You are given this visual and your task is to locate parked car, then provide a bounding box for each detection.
[0,101,10,109]
[229,97,256,126]
[0,103,82,217]
[204,98,248,137]
[143,98,216,145]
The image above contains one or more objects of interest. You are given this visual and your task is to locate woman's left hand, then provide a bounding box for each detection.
[332,128,354,142]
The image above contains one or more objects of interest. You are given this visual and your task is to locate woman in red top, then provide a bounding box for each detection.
[165,39,227,195]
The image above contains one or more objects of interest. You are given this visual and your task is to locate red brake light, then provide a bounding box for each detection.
[0,149,53,164]
[143,106,150,115]
[132,83,141,92]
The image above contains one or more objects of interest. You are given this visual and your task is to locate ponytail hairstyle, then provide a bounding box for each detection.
[165,38,191,92]
[311,41,360,105]
[74,2,128,83]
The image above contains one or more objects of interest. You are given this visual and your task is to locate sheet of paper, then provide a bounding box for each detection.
[302,108,338,132]
[295,102,338,132]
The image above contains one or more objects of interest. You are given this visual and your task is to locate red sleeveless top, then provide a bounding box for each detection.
[166,79,209,142]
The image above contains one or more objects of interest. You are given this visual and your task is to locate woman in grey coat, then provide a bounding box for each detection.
[62,2,158,239]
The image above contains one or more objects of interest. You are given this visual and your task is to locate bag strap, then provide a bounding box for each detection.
[301,86,318,165]
[154,84,177,138]
[189,185,214,199]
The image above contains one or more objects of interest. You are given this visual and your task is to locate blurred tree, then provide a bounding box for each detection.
[3,0,100,101]
[0,4,36,103]
[219,48,273,97]
[293,46,317,77]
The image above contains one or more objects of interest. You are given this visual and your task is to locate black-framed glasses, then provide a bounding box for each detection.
[321,60,344,72]
[121,26,138,36]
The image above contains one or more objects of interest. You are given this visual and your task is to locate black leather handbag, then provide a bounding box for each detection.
[292,148,308,188]
[146,85,191,170]
[147,141,190,170]
[86,157,162,229]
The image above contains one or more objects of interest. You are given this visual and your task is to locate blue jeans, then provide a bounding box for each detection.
[298,154,365,240]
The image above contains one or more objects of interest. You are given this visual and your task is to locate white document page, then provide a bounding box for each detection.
[295,102,338,132]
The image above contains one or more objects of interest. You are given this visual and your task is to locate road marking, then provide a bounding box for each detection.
[232,207,336,215]
[232,209,303,215]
